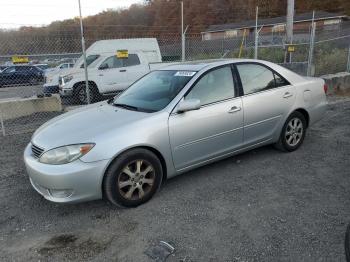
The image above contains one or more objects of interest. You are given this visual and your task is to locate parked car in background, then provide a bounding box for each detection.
[43,63,74,94]
[0,65,8,72]
[59,38,170,104]
[0,65,44,87]
[24,59,327,207]
[35,64,50,71]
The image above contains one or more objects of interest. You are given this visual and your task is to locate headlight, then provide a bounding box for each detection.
[46,76,53,83]
[63,75,73,83]
[39,144,95,165]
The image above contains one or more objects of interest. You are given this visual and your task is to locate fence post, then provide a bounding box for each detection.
[0,110,5,136]
[254,6,259,59]
[307,11,316,76]
[347,43,350,72]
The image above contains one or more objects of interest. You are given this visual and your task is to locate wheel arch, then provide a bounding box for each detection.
[293,108,310,128]
[101,145,168,194]
[73,80,98,91]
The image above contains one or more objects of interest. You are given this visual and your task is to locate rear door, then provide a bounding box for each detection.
[235,63,295,146]
[123,54,149,84]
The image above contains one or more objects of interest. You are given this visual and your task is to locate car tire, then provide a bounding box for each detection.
[75,83,100,104]
[103,148,163,208]
[346,223,350,262]
[275,111,307,152]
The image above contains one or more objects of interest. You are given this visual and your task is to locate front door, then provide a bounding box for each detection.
[97,56,130,93]
[169,65,244,171]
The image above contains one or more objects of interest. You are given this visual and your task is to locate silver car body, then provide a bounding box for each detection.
[24,59,327,203]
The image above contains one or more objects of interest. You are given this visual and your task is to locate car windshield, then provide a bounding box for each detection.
[113,70,196,112]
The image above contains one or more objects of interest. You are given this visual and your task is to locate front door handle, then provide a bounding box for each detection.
[99,74,104,76]
[228,106,241,113]
[120,69,127,72]
[283,92,293,98]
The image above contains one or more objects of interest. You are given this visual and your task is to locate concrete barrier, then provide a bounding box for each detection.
[0,95,62,120]
[322,72,350,95]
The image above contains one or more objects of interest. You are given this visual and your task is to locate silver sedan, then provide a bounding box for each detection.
[24,59,327,207]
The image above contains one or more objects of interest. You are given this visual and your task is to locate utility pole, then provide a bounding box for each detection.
[78,0,91,104]
[285,0,295,63]
[307,11,316,76]
[254,6,259,59]
[181,1,185,62]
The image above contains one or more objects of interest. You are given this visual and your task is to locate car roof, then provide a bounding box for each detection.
[158,59,259,71]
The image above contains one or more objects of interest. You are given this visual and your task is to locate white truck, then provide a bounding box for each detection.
[59,38,169,104]
[43,63,74,94]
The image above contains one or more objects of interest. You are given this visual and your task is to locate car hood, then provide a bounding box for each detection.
[31,101,151,150]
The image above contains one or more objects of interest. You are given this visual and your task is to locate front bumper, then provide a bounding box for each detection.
[59,80,74,97]
[24,143,109,203]
[43,84,59,94]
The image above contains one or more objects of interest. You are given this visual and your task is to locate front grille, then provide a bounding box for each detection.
[31,144,45,158]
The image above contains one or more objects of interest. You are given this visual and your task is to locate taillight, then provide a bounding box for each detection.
[323,84,328,94]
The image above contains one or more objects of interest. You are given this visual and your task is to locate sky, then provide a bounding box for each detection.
[0,0,142,28]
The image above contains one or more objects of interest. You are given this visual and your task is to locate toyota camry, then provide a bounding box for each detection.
[24,59,327,207]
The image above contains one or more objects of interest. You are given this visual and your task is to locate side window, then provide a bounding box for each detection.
[237,64,276,95]
[274,73,290,87]
[100,56,123,69]
[4,67,15,73]
[60,64,68,69]
[81,55,100,68]
[186,66,235,106]
[123,54,141,67]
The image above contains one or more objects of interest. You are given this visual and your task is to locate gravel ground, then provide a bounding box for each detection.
[0,96,349,262]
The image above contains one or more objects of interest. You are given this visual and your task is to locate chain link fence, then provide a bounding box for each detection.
[0,24,350,136]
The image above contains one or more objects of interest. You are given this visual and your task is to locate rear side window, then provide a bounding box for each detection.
[274,73,290,87]
[123,54,141,67]
[237,63,290,95]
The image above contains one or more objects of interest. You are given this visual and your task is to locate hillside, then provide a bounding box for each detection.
[0,0,349,54]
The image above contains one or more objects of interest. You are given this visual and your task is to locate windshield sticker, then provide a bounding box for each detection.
[174,71,196,77]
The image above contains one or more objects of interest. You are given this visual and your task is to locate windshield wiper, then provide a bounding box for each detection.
[113,103,139,111]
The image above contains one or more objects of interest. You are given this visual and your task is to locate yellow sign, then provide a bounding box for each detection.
[12,56,29,64]
[287,45,295,52]
[116,50,129,59]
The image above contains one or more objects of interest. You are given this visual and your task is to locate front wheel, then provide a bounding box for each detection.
[103,148,163,207]
[74,83,100,104]
[275,111,307,152]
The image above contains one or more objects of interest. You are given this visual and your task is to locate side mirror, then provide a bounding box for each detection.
[99,63,109,70]
[177,99,201,113]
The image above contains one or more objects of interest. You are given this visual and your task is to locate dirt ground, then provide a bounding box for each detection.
[0,96,349,261]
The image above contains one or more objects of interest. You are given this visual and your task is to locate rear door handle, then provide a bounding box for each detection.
[228,106,241,113]
[283,92,293,98]
[120,69,127,72]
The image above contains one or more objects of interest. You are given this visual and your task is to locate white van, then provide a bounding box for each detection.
[59,38,165,104]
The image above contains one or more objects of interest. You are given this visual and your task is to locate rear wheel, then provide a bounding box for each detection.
[275,111,307,152]
[103,148,163,207]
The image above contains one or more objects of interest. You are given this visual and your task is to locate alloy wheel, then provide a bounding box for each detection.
[285,117,303,147]
[117,160,155,201]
